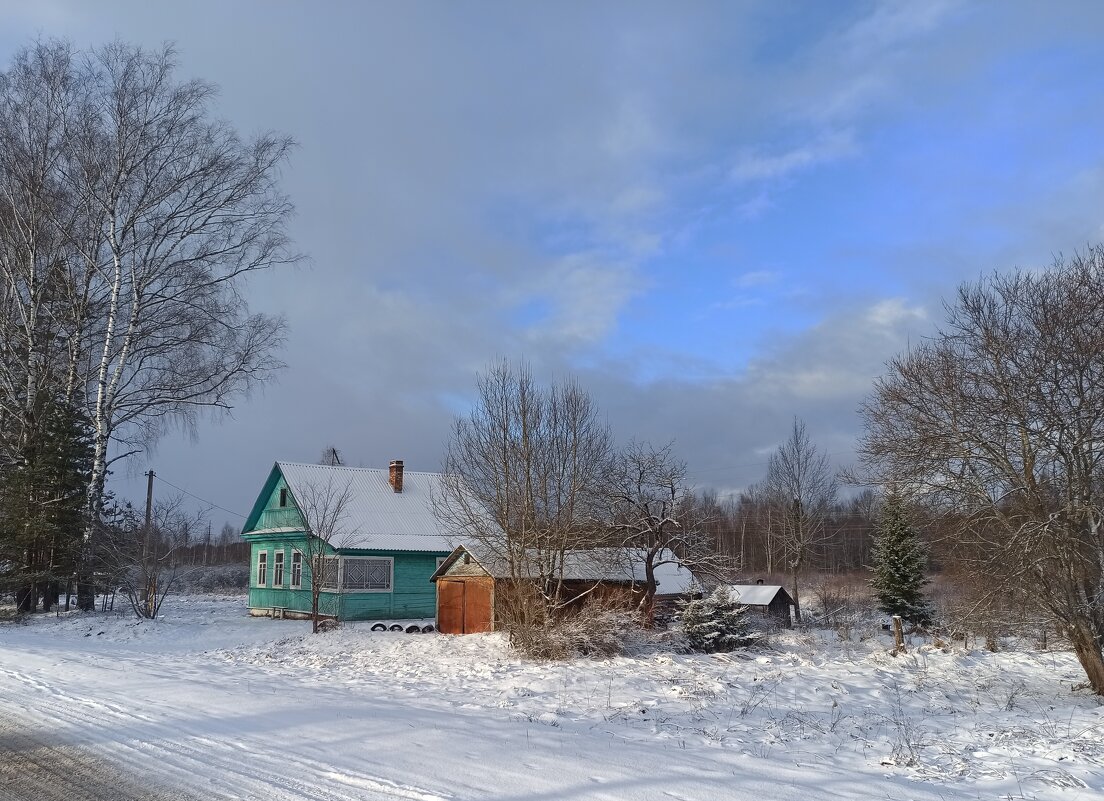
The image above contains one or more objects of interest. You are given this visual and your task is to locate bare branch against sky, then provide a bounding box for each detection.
[1,3,1103,523]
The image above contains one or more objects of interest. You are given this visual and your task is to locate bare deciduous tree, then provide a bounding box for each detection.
[857,249,1104,694]
[434,359,614,629]
[98,495,206,619]
[293,476,356,633]
[762,417,838,623]
[607,440,732,624]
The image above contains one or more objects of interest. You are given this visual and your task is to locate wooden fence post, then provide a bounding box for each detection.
[892,615,905,654]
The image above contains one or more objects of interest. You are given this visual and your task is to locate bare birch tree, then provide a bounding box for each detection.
[0,40,297,609]
[762,417,837,623]
[293,476,356,633]
[434,359,614,629]
[857,248,1104,694]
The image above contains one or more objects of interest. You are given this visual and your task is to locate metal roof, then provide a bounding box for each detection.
[275,462,455,552]
[724,584,788,606]
[434,544,698,594]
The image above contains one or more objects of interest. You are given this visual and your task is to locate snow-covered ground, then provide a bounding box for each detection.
[1,596,1102,800]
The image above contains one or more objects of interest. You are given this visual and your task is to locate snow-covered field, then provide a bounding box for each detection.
[1,596,1102,800]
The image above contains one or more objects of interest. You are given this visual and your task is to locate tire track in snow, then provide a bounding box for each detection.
[0,709,200,801]
[0,662,452,801]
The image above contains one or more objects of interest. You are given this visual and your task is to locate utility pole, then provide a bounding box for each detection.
[143,470,155,617]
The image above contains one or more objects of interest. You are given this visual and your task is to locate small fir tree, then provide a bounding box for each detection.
[870,494,932,626]
[680,586,752,652]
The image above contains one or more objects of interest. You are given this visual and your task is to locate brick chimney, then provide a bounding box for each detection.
[388,460,404,493]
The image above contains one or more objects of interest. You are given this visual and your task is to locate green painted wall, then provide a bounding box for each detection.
[252,475,303,531]
[245,536,447,621]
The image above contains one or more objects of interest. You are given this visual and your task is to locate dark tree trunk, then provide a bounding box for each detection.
[1069,623,1104,696]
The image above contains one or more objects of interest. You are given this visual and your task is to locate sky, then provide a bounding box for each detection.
[3,1,1104,528]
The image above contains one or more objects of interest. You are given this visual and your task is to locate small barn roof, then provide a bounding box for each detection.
[432,543,699,593]
[244,462,456,553]
[724,584,792,606]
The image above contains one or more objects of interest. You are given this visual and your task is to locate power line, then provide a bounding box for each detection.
[154,474,246,519]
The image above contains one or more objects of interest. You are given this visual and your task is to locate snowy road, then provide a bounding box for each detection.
[2,596,1102,801]
[0,707,196,801]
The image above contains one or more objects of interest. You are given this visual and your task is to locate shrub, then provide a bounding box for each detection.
[498,583,644,659]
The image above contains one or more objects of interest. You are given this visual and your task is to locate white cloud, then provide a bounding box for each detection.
[730,129,857,184]
[524,254,640,346]
[734,270,778,288]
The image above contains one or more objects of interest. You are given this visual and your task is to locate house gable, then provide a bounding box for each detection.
[242,463,304,535]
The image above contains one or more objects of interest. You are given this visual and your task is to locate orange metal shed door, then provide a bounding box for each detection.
[462,579,493,633]
[438,579,465,634]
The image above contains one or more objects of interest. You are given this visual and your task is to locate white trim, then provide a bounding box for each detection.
[256,550,268,587]
[290,550,302,589]
[273,550,285,587]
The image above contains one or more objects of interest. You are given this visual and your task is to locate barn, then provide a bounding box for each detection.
[724,584,795,628]
[429,544,697,634]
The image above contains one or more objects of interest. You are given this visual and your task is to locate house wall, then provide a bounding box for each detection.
[245,538,447,620]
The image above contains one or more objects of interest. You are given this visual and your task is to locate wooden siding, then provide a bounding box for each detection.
[246,537,447,621]
[253,476,304,531]
[441,556,492,578]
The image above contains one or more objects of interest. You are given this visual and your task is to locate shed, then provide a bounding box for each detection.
[724,584,795,628]
[429,544,696,634]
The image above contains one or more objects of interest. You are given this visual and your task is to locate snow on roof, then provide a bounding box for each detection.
[276,461,455,552]
[724,584,787,606]
[440,543,698,592]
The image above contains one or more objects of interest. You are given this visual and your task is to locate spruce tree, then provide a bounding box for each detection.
[870,494,931,626]
[680,587,752,652]
[0,399,93,611]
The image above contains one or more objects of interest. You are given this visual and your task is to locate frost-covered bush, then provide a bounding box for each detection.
[500,583,644,660]
[174,564,250,595]
[680,587,753,653]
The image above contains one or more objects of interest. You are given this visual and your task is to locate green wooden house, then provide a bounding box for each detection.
[242,460,453,621]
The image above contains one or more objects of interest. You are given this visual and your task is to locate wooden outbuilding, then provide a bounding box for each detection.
[723,584,795,628]
[430,544,698,634]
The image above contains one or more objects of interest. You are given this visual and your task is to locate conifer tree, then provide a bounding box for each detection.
[870,494,931,626]
[680,586,751,652]
[0,399,93,611]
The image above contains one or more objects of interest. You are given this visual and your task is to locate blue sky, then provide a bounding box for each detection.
[3,1,1104,522]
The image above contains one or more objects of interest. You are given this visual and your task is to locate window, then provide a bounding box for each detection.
[256,551,268,586]
[291,551,302,588]
[279,488,288,507]
[342,557,392,592]
[314,556,393,592]
[318,556,341,591]
[273,551,285,587]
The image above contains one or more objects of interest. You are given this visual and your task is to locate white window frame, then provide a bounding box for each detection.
[290,550,302,589]
[273,550,285,587]
[256,551,268,587]
[340,556,393,593]
[436,556,448,570]
[319,556,341,592]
